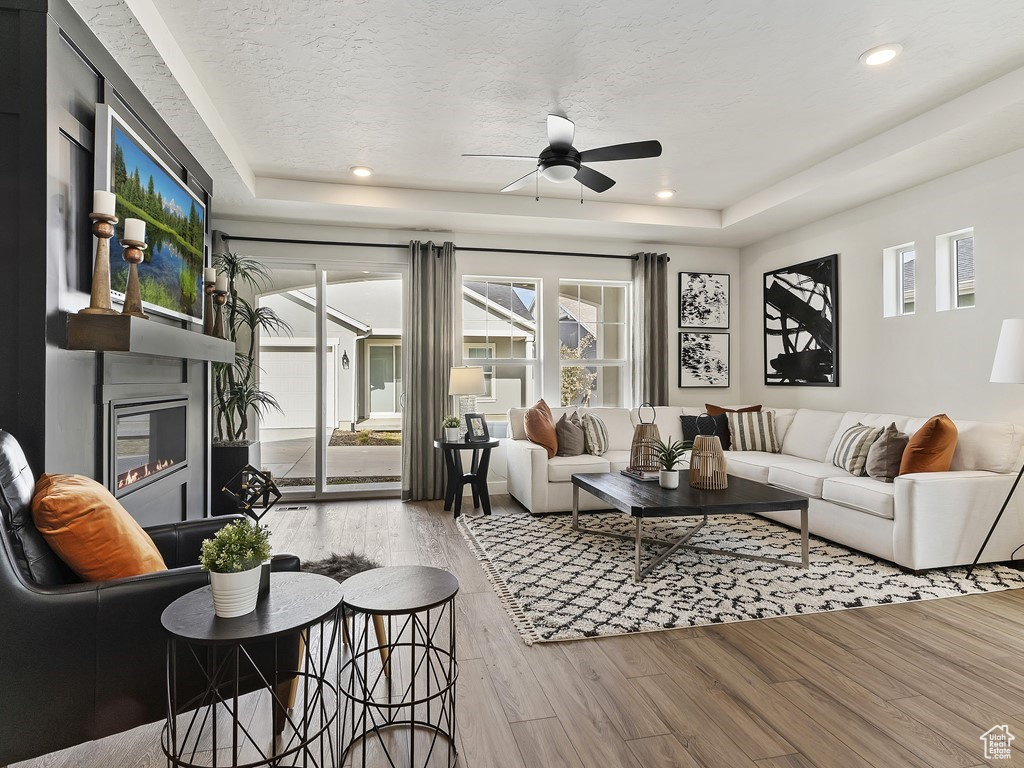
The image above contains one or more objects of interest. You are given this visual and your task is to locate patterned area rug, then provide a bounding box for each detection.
[457,512,1024,644]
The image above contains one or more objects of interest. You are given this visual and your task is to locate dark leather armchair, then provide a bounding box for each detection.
[0,430,301,766]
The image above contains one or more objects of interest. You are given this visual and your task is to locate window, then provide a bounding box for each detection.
[558,281,630,407]
[899,246,916,315]
[461,279,539,433]
[882,242,915,318]
[936,227,975,311]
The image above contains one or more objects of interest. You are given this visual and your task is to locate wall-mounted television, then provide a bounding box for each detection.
[95,103,206,323]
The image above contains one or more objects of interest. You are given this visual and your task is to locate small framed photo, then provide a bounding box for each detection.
[464,413,490,442]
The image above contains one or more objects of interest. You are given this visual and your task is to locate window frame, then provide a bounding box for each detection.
[935,227,975,312]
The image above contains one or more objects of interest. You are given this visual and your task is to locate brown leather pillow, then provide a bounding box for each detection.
[899,415,958,475]
[555,412,585,457]
[32,473,167,581]
[706,404,762,417]
[524,399,558,459]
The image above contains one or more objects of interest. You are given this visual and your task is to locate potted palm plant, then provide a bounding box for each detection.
[653,438,690,489]
[200,519,272,618]
[442,415,461,442]
[211,251,291,514]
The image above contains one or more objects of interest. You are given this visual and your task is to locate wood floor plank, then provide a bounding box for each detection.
[891,696,1024,763]
[755,755,819,768]
[509,718,584,768]
[455,658,527,768]
[705,622,804,683]
[594,632,667,678]
[626,733,702,768]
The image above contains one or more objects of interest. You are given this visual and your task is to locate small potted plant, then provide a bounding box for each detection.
[653,438,689,489]
[200,519,272,618]
[442,415,461,442]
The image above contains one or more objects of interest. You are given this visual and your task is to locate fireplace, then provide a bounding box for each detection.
[111,398,188,498]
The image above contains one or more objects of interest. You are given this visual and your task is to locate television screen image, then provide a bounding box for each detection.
[97,105,206,323]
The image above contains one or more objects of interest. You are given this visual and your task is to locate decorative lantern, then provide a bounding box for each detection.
[628,403,661,472]
[689,413,728,490]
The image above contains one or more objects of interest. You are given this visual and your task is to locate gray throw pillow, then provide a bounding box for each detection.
[555,412,585,457]
[865,423,910,483]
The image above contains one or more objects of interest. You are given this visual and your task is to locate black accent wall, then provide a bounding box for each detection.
[0,0,215,521]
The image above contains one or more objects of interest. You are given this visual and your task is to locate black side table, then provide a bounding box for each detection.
[161,572,343,768]
[340,566,460,768]
[434,438,499,517]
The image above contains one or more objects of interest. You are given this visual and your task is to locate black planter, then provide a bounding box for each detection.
[210,441,261,516]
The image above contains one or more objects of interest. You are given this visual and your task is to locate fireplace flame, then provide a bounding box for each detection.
[117,459,175,490]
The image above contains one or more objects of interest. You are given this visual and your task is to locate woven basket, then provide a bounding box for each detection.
[689,434,728,490]
[628,403,661,472]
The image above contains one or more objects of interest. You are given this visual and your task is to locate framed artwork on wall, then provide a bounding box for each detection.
[678,272,729,328]
[763,253,839,386]
[679,332,730,388]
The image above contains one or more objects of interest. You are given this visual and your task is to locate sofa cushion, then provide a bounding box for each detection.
[781,409,845,461]
[865,423,910,483]
[768,462,850,498]
[603,450,632,473]
[588,408,637,451]
[555,412,585,457]
[524,400,558,459]
[832,424,883,476]
[706,403,761,416]
[725,452,815,484]
[727,411,780,452]
[822,477,896,519]
[900,414,958,475]
[547,454,611,482]
[581,413,609,456]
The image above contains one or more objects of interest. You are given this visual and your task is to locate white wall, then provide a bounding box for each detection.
[737,147,1024,424]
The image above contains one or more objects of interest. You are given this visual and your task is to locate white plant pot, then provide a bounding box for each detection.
[444,427,461,442]
[659,470,680,489]
[209,565,262,618]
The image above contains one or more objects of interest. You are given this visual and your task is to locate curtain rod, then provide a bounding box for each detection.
[220,233,669,261]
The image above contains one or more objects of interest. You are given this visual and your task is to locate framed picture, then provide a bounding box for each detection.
[94,104,207,323]
[464,413,490,442]
[679,332,730,388]
[764,253,839,386]
[679,272,729,328]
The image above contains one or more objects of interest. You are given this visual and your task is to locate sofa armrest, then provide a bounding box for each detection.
[893,470,1024,569]
[505,439,549,513]
[146,515,248,568]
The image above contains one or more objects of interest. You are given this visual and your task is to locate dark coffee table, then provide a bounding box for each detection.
[571,472,810,582]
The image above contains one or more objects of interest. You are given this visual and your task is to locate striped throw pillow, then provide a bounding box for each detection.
[727,411,780,453]
[581,413,609,456]
[832,423,884,476]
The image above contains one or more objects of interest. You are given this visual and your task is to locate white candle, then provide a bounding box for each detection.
[204,267,216,284]
[124,218,146,242]
[93,190,116,216]
[215,274,227,292]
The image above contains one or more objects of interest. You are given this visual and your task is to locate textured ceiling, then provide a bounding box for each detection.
[69,0,1024,244]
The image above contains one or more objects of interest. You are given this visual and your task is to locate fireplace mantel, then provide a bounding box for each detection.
[66,314,235,363]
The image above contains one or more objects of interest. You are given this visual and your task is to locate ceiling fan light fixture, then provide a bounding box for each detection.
[859,43,902,67]
[656,189,675,199]
[541,164,578,183]
[350,166,373,177]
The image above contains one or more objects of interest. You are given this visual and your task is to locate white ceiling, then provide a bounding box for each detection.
[70,0,1024,246]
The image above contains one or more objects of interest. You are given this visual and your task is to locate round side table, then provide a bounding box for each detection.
[434,438,499,517]
[340,565,460,768]
[161,572,343,768]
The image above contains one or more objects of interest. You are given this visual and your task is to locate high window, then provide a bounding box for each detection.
[936,228,975,311]
[882,242,915,318]
[558,281,630,407]
[899,246,916,315]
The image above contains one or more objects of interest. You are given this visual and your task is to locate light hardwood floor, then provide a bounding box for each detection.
[13,495,1024,768]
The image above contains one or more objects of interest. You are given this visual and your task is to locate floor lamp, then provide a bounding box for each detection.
[449,366,486,440]
[966,319,1024,577]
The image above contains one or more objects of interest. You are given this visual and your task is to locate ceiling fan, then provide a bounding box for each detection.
[463,114,662,194]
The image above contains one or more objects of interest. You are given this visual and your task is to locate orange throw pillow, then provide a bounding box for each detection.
[32,474,167,581]
[899,415,958,475]
[524,399,558,459]
[706,404,762,417]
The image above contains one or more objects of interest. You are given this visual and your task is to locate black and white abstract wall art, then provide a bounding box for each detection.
[763,253,839,386]
[679,332,730,388]
[678,272,729,328]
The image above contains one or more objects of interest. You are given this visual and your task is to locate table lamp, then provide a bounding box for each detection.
[967,319,1024,576]
[449,366,486,439]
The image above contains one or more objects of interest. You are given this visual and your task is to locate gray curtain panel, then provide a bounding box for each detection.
[402,240,455,501]
[632,252,669,405]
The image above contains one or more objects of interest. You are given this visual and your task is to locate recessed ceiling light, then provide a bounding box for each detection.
[656,189,675,199]
[859,43,903,67]
[350,166,373,177]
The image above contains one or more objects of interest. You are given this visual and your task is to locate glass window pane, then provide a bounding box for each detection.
[955,236,975,308]
[900,249,915,315]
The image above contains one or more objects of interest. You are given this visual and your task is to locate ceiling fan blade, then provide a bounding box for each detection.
[547,114,575,149]
[462,154,538,160]
[579,140,663,163]
[500,170,538,192]
[575,165,616,193]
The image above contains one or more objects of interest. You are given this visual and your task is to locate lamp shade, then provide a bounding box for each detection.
[449,366,486,396]
[990,319,1024,383]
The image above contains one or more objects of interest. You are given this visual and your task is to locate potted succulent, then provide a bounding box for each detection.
[199,519,272,618]
[653,438,690,489]
[442,415,461,442]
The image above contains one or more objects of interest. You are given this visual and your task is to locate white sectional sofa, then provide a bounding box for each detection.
[505,405,1024,571]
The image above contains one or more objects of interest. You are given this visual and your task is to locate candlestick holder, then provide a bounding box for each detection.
[120,238,150,319]
[203,280,217,336]
[79,213,120,315]
[213,289,228,339]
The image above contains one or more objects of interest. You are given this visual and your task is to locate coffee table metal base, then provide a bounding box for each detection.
[572,484,810,582]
